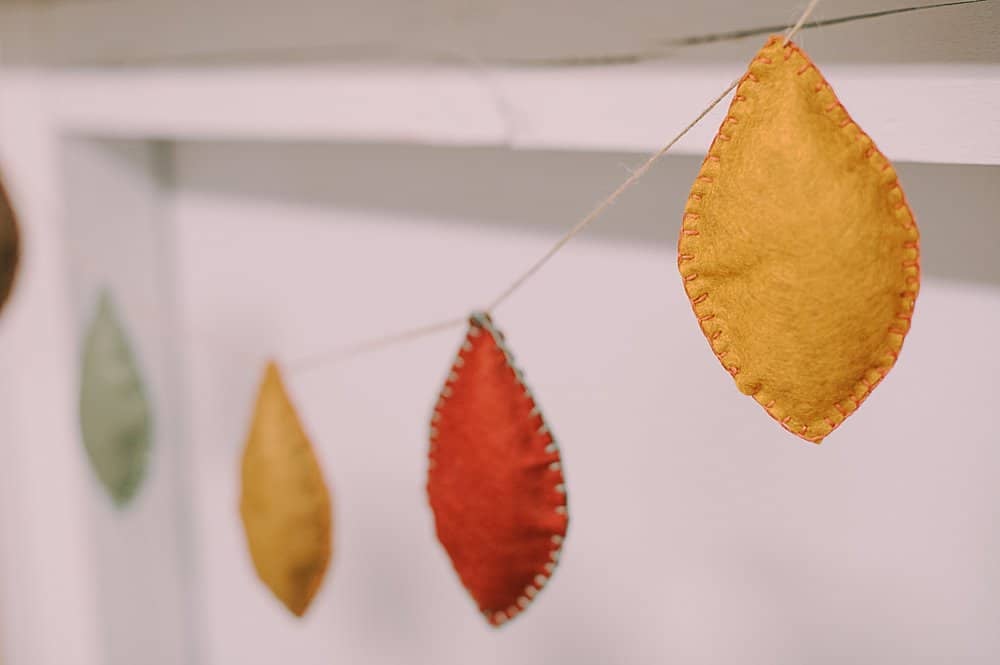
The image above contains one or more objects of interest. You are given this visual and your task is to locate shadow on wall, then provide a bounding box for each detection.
[169,140,1000,287]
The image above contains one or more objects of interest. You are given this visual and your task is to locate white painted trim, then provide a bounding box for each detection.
[0,74,103,665]
[42,63,1000,165]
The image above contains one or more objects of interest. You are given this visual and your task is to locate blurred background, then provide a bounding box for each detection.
[0,1,997,664]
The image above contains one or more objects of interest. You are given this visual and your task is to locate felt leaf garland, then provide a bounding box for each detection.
[677,36,920,444]
[79,290,153,506]
[240,361,332,617]
[0,176,20,315]
[428,313,568,627]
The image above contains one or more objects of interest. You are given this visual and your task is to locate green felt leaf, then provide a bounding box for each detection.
[79,290,152,507]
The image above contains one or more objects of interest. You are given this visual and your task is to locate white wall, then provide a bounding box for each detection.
[61,138,198,665]
[167,141,1000,664]
[0,60,997,664]
[0,75,103,665]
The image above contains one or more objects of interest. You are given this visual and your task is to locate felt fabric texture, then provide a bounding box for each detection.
[677,36,920,444]
[0,176,18,315]
[79,290,152,506]
[428,313,568,627]
[240,361,332,617]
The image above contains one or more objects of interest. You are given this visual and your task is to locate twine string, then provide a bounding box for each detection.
[289,0,822,373]
[287,316,467,373]
[285,0,962,373]
[89,1,988,67]
[483,0,820,314]
[481,76,742,315]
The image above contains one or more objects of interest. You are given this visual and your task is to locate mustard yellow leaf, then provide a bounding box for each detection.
[678,37,920,443]
[240,361,332,616]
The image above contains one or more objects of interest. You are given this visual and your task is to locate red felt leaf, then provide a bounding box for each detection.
[428,313,568,627]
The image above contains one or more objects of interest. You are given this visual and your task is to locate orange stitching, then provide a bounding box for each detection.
[796,63,812,75]
[677,39,919,444]
[692,293,708,304]
[681,229,700,236]
[678,253,695,262]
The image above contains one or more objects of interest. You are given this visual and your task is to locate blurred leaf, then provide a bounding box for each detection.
[0,177,20,314]
[240,361,332,617]
[79,290,152,507]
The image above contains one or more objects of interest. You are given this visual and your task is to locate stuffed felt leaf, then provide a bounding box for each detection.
[0,176,20,315]
[428,313,568,627]
[79,290,152,506]
[240,361,332,617]
[678,36,920,443]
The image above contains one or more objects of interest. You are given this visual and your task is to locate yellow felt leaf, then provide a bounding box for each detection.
[240,361,332,616]
[678,36,920,444]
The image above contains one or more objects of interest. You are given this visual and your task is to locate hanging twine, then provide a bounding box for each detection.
[286,0,974,373]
